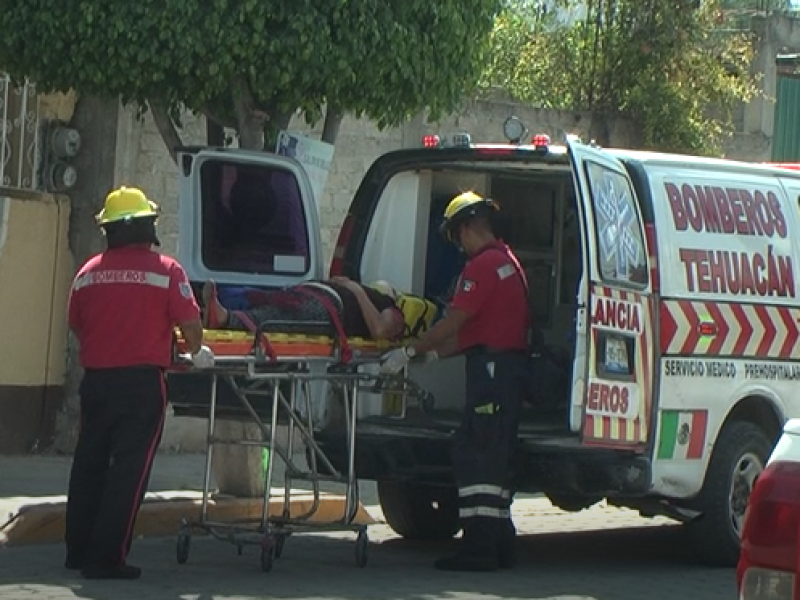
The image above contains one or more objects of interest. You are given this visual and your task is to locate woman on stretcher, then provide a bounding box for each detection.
[202,276,405,341]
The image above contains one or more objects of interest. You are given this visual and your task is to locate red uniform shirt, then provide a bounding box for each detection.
[68,247,200,369]
[450,241,530,352]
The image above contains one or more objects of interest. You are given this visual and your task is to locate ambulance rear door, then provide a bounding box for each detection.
[567,139,655,451]
[169,148,326,420]
[176,148,325,290]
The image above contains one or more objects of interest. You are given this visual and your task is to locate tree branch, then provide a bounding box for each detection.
[200,106,237,130]
[148,99,183,164]
[231,76,268,150]
[271,110,292,133]
[264,108,293,151]
[321,105,344,144]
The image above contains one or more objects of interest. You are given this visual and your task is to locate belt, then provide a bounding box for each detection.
[463,345,528,358]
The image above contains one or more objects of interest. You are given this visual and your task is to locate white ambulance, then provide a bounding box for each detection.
[169,122,800,567]
[317,124,800,568]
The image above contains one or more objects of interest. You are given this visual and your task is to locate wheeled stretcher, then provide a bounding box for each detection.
[167,316,434,573]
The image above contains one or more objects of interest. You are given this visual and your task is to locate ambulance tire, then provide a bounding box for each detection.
[683,420,771,567]
[545,493,602,512]
[377,481,460,540]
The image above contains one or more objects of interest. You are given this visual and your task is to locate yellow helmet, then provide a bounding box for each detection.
[95,186,159,226]
[439,191,498,241]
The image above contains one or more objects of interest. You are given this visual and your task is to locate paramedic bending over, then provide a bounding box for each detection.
[65,187,214,580]
[382,192,530,572]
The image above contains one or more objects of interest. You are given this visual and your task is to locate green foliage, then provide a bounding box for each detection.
[0,0,501,147]
[480,0,760,155]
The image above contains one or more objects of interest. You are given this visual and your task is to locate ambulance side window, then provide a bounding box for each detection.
[584,161,648,287]
[199,160,310,276]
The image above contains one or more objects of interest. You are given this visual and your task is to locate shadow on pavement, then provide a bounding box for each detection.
[0,524,736,600]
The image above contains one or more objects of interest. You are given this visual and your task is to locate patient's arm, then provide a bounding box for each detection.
[349,284,401,340]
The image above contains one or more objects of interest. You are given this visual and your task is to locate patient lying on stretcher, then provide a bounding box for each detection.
[202,276,405,341]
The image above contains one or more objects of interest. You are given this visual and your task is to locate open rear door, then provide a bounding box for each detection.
[176,148,325,289]
[168,148,327,420]
[567,140,654,451]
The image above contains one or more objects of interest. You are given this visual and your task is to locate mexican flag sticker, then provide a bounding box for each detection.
[656,410,708,460]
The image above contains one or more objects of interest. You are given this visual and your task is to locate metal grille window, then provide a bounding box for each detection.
[0,74,40,191]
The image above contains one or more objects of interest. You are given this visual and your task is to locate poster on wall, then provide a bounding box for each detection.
[275,131,335,205]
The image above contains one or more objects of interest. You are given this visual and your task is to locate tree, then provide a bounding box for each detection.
[480,0,760,155]
[0,0,502,158]
[0,1,503,494]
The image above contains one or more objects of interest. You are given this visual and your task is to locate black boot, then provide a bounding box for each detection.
[497,520,517,569]
[434,517,500,572]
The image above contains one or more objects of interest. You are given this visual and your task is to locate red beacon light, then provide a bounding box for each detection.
[422,134,441,148]
[532,134,551,150]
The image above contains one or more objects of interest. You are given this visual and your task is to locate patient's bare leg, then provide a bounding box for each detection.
[202,280,229,328]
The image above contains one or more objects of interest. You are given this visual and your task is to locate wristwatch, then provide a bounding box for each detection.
[404,346,417,359]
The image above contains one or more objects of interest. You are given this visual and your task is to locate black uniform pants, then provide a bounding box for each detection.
[65,366,167,569]
[452,350,527,557]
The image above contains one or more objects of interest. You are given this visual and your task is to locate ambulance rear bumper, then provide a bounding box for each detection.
[315,428,652,497]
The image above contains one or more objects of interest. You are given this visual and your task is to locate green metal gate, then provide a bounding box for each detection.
[773,55,800,161]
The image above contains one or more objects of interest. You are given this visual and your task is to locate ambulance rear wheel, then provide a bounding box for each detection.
[377,481,459,540]
[684,420,770,567]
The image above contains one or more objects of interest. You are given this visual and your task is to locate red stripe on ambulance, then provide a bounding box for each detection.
[679,301,700,355]
[705,302,729,355]
[754,304,776,356]
[731,304,752,355]
[659,303,677,355]
[779,308,798,357]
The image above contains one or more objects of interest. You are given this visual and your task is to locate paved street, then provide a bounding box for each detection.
[0,455,736,600]
[0,505,734,600]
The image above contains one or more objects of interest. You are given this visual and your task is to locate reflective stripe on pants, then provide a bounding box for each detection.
[452,352,527,555]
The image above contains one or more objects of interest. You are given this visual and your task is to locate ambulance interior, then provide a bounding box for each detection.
[173,153,586,438]
[358,164,583,437]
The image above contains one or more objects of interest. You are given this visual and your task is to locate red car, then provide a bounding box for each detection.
[737,419,800,599]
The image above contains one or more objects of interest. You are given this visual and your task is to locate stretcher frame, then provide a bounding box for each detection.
[168,320,433,573]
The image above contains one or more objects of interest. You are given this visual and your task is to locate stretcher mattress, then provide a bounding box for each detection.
[168,329,402,420]
[174,328,402,359]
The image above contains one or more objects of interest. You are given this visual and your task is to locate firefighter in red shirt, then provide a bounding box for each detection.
[382,192,530,572]
[65,187,213,580]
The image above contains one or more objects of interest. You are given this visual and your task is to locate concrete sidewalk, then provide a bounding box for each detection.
[0,452,379,546]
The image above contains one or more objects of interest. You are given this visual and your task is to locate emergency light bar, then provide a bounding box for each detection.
[422,134,441,148]
[532,134,551,150]
[421,133,472,149]
[419,125,552,152]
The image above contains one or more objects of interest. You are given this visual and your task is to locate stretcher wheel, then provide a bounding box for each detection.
[355,531,369,567]
[260,537,275,572]
[260,546,274,572]
[176,531,191,565]
[274,534,286,558]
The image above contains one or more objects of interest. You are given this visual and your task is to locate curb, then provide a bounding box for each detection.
[0,491,376,547]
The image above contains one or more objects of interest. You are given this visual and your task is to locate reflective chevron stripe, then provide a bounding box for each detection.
[660,299,800,359]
